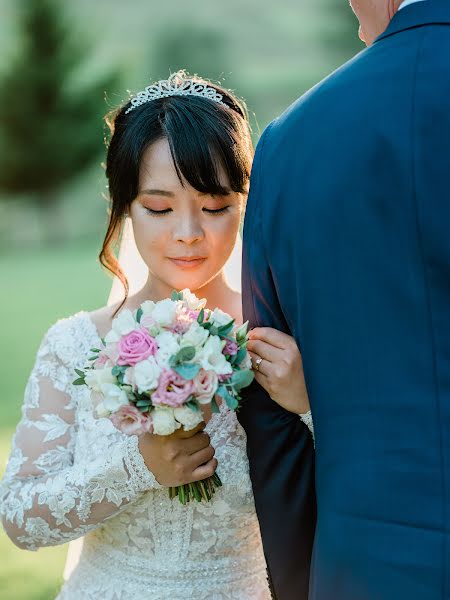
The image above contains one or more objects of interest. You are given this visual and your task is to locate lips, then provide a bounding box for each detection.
[169,256,207,268]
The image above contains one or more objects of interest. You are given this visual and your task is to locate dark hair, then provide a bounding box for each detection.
[100,72,253,312]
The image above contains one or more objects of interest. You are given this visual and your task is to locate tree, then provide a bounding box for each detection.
[0,0,119,241]
[150,24,231,83]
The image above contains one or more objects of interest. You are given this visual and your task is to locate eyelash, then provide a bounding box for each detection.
[144,207,230,216]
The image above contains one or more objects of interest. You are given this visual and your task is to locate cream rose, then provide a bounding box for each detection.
[152,299,177,327]
[85,367,116,393]
[152,407,181,436]
[174,406,204,431]
[133,357,162,393]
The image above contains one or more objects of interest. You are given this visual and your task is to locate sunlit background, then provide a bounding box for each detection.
[0,0,362,597]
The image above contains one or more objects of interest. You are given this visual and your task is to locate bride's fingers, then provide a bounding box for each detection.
[249,327,293,350]
[247,339,282,364]
[248,350,270,376]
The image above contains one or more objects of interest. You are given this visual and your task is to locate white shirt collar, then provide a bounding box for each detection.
[399,0,427,11]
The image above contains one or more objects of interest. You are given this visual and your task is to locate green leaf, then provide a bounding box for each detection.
[171,290,183,301]
[89,348,101,354]
[174,346,196,363]
[197,308,205,324]
[72,378,85,386]
[186,398,200,412]
[216,386,239,410]
[231,369,255,391]
[232,347,247,366]
[211,397,220,414]
[74,368,85,378]
[136,307,143,323]
[136,399,151,407]
[174,363,200,380]
[111,365,126,376]
[217,320,235,337]
[209,326,219,337]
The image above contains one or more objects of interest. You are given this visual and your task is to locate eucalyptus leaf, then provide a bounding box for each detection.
[174,363,200,380]
[175,346,196,363]
[231,369,255,391]
[171,290,183,301]
[211,397,220,414]
[136,307,143,323]
[197,308,205,324]
[216,386,239,410]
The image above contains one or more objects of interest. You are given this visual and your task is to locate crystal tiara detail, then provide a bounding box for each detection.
[125,73,228,114]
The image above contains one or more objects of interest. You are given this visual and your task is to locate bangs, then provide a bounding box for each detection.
[162,96,250,195]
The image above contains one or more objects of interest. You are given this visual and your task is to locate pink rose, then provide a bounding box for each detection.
[152,369,194,408]
[222,339,238,356]
[110,405,153,436]
[117,328,158,366]
[193,369,219,404]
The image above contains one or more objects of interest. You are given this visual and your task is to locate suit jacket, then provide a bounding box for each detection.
[239,1,450,598]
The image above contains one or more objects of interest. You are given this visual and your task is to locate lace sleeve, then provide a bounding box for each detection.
[299,411,315,446]
[0,319,161,551]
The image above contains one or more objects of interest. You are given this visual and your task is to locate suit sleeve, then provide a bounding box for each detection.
[238,123,317,600]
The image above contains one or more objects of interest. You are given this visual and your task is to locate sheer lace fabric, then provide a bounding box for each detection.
[0,312,271,599]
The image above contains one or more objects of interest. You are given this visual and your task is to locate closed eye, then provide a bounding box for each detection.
[144,208,172,216]
[203,206,230,215]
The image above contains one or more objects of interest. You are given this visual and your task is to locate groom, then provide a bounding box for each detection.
[239,0,450,598]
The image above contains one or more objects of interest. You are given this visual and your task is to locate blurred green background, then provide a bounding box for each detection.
[0,0,362,597]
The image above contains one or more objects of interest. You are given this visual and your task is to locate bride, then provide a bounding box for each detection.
[0,72,313,599]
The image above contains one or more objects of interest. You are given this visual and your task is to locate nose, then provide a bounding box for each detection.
[173,212,205,245]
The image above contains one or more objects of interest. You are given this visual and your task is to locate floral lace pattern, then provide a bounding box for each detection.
[0,312,271,599]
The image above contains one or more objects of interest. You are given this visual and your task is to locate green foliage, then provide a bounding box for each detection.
[319,0,364,61]
[0,0,119,201]
[151,24,231,82]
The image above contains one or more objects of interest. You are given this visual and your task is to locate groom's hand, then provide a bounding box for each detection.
[138,423,217,487]
[247,327,311,415]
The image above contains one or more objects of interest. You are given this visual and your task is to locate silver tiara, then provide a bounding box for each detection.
[125,73,228,114]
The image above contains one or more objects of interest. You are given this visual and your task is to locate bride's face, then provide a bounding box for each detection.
[129,137,245,293]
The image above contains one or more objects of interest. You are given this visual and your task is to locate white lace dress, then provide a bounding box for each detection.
[0,311,314,599]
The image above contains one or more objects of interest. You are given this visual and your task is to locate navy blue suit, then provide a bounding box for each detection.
[239,2,450,598]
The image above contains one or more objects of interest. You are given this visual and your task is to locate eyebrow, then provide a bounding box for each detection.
[139,189,175,197]
[140,188,233,197]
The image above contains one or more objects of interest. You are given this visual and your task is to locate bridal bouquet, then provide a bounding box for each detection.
[73,289,254,504]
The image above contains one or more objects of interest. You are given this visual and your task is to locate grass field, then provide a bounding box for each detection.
[0,241,111,600]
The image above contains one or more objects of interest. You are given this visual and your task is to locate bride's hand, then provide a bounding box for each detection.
[247,327,310,415]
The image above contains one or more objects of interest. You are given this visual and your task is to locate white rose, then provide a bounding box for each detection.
[152,299,177,327]
[141,300,156,315]
[112,309,137,336]
[174,406,204,431]
[210,307,233,328]
[155,331,180,368]
[197,335,233,376]
[152,408,181,436]
[180,321,209,349]
[99,383,129,414]
[133,357,162,393]
[180,289,207,311]
[85,368,116,393]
